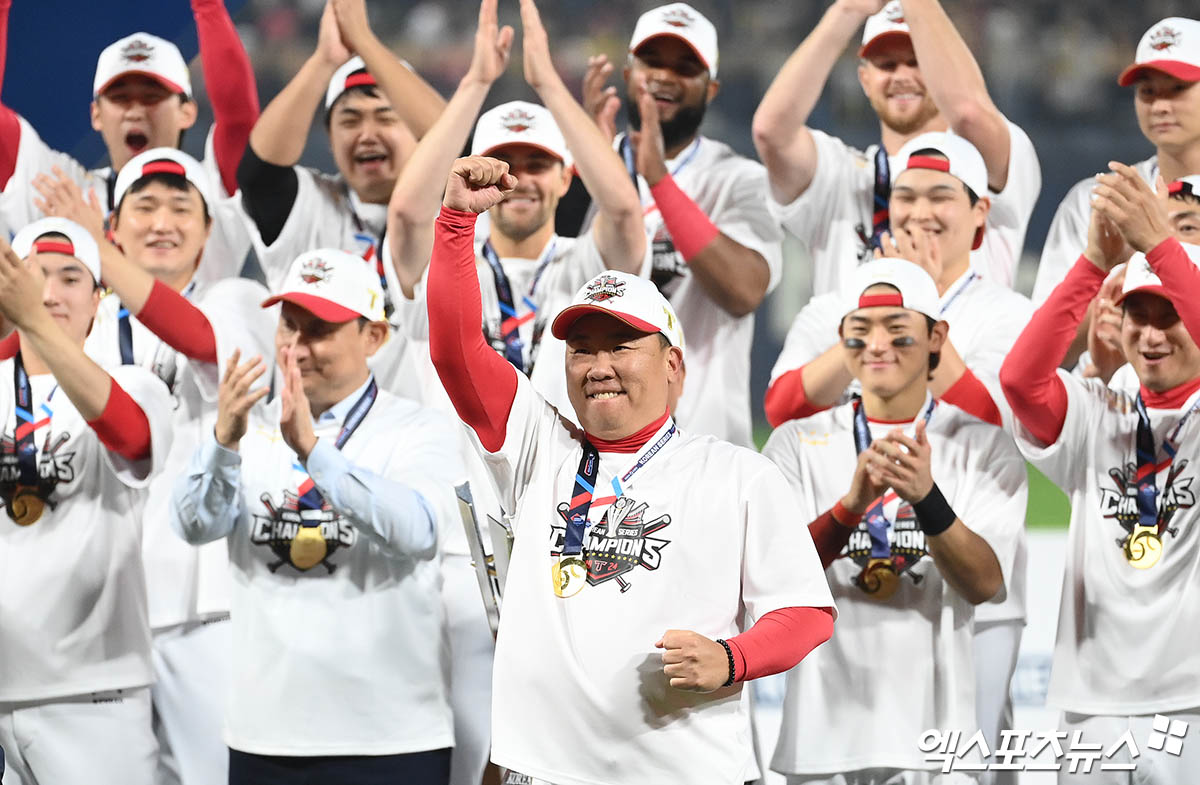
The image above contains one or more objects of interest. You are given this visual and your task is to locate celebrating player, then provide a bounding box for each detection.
[0,221,173,785]
[764,257,1025,783]
[581,2,784,447]
[427,154,835,784]
[753,0,1039,293]
[170,248,462,784]
[1001,165,1200,783]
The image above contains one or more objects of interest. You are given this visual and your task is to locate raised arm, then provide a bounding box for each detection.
[752,0,884,204]
[901,0,1010,191]
[520,0,644,271]
[387,0,512,296]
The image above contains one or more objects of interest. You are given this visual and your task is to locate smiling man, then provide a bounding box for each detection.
[753,0,1039,295]
[427,154,834,785]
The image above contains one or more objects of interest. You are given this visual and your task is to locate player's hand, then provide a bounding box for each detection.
[519,0,564,95]
[840,448,891,516]
[1083,265,1128,383]
[583,54,620,143]
[465,0,514,87]
[0,235,49,331]
[1084,204,1132,272]
[443,156,517,214]
[865,420,934,504]
[31,167,107,242]
[214,349,269,451]
[1092,163,1173,254]
[878,227,942,284]
[655,630,731,693]
[278,345,318,461]
[316,0,353,66]
[331,0,376,55]
[835,0,889,20]
[628,73,669,186]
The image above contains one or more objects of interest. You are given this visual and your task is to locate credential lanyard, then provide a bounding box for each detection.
[13,354,56,485]
[294,378,378,510]
[116,279,198,367]
[349,191,394,319]
[1133,393,1200,533]
[869,146,891,251]
[480,238,557,375]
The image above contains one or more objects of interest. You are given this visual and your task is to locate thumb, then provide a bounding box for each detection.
[915,418,928,447]
[654,637,665,649]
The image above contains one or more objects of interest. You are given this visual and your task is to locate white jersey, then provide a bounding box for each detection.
[84,278,276,630]
[1032,157,1157,305]
[770,120,1040,295]
[762,400,1025,774]
[0,363,173,702]
[170,385,460,755]
[614,134,784,447]
[1014,373,1200,715]
[482,373,833,785]
[0,117,251,288]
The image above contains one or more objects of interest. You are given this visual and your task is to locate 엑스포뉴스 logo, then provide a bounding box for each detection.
[584,275,626,303]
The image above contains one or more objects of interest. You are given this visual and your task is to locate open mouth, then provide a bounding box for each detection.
[146,239,179,251]
[354,151,388,166]
[125,131,149,153]
[1142,351,1168,362]
[588,391,625,400]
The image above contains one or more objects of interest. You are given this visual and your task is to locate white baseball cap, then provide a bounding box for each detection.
[261,249,386,323]
[94,32,192,99]
[113,147,215,213]
[472,101,572,169]
[11,217,102,284]
[894,132,989,250]
[629,3,719,79]
[859,1,910,58]
[843,257,941,322]
[1116,243,1200,306]
[1168,175,1200,199]
[1118,17,1200,86]
[325,56,379,110]
[552,270,685,351]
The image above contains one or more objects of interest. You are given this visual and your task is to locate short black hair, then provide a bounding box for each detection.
[908,147,979,206]
[323,81,383,129]
[117,172,210,224]
[33,231,101,291]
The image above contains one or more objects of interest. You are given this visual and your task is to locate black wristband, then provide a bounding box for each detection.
[716,638,736,687]
[912,483,957,537]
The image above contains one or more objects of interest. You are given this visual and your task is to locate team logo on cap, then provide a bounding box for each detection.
[1149,25,1182,52]
[299,258,333,285]
[552,496,671,594]
[500,107,537,133]
[121,39,154,63]
[886,3,905,23]
[662,7,695,28]
[584,275,626,302]
[252,492,357,573]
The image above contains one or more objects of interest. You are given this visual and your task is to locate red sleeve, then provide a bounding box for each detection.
[192,0,259,196]
[999,254,1105,445]
[1146,238,1200,346]
[87,378,152,462]
[726,606,834,682]
[807,501,861,569]
[0,0,20,190]
[647,174,720,261]
[764,366,829,428]
[427,205,518,453]
[134,279,218,364]
[0,331,18,360]
[941,368,1002,427]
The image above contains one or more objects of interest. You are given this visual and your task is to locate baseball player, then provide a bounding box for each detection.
[427,154,835,785]
[0,220,173,785]
[31,147,275,785]
[169,248,462,784]
[752,0,1040,294]
[1169,175,1200,244]
[0,0,257,287]
[580,2,784,447]
[1001,164,1200,783]
[237,0,445,311]
[763,258,1025,784]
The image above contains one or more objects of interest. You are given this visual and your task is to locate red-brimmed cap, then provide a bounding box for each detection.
[94,32,192,99]
[1118,18,1200,86]
[261,248,387,324]
[551,271,684,350]
[858,2,911,58]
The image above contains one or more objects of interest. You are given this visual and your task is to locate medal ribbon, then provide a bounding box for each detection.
[869,145,891,252]
[292,378,378,511]
[1133,393,1200,533]
[13,354,56,485]
[115,280,198,369]
[480,238,556,375]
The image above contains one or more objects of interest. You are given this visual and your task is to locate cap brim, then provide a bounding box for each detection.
[632,33,713,75]
[1115,284,1173,307]
[95,70,188,97]
[858,31,912,58]
[551,305,663,341]
[1118,60,1200,86]
[477,141,566,164]
[260,292,361,323]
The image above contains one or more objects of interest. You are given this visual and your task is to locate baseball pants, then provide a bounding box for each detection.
[972,619,1023,785]
[443,552,496,785]
[229,746,451,784]
[1057,707,1200,785]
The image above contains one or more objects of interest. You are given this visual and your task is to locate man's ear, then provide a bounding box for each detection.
[557,163,573,199]
[90,101,103,132]
[705,78,720,104]
[361,321,390,358]
[178,97,199,130]
[929,320,949,353]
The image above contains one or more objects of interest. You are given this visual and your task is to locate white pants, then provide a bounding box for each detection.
[150,616,232,785]
[1057,707,1200,785]
[785,770,977,785]
[972,620,1022,785]
[0,686,157,785]
[443,553,496,785]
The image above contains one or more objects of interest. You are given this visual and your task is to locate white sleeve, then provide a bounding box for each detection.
[977,120,1041,287]
[101,365,175,488]
[1012,370,1108,492]
[0,116,89,232]
[708,159,785,293]
[760,423,807,497]
[768,293,843,384]
[188,278,278,403]
[1031,176,1092,305]
[767,129,862,249]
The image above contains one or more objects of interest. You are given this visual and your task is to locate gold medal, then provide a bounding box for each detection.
[290,525,328,571]
[1124,525,1163,569]
[8,487,44,527]
[551,555,587,598]
[857,557,900,600]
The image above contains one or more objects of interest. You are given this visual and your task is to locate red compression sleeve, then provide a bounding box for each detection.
[764,366,829,427]
[87,379,152,462]
[1000,254,1105,445]
[941,368,1002,427]
[0,0,20,189]
[0,331,17,360]
[648,174,720,261]
[428,206,518,453]
[1147,238,1200,346]
[192,0,259,196]
[135,280,217,363]
[808,501,861,569]
[726,606,834,682]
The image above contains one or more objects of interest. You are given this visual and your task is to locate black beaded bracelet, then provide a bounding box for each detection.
[716,638,736,687]
[912,483,957,537]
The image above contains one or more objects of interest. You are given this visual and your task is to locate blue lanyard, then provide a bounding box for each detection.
[620,135,702,202]
[12,354,57,487]
[480,238,557,375]
[116,279,198,367]
[939,272,978,316]
[1133,393,1200,532]
[294,378,378,511]
[869,145,891,251]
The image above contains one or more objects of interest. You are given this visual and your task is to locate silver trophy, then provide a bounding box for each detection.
[455,482,514,637]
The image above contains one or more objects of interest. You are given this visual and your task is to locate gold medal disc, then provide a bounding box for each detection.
[551,555,587,598]
[858,557,900,600]
[9,487,44,527]
[1124,526,1163,570]
[290,525,328,570]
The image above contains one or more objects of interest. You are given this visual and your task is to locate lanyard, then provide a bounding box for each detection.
[869,145,891,252]
[348,192,393,320]
[939,271,978,317]
[293,378,378,510]
[619,135,702,204]
[13,354,57,486]
[116,279,198,368]
[562,422,677,557]
[851,395,936,559]
[480,238,557,375]
[1133,393,1200,533]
